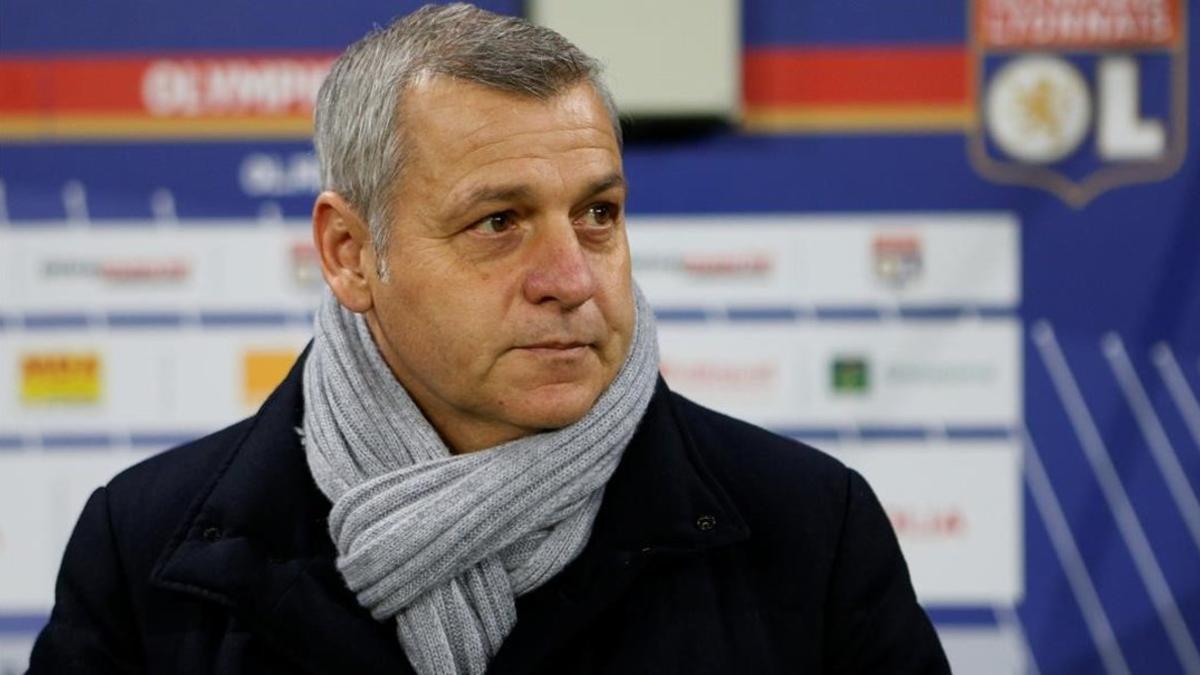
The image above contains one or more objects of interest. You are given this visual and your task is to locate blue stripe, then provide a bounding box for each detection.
[21,313,91,329]
[775,427,844,442]
[898,305,1019,320]
[857,426,930,441]
[814,307,884,321]
[106,312,185,328]
[726,306,802,321]
[129,432,201,448]
[944,426,1014,441]
[652,307,710,323]
[40,433,112,450]
[925,606,1001,627]
[2,306,1020,332]
[198,311,291,327]
[775,426,1015,443]
[0,614,47,634]
[0,435,24,450]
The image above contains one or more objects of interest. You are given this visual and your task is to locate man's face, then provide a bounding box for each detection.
[361,77,634,452]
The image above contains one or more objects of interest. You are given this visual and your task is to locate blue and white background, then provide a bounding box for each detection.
[0,1,1197,673]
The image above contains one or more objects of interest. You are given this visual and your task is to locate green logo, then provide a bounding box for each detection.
[832,357,870,394]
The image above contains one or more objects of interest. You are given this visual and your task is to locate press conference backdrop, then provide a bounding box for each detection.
[0,1,1197,673]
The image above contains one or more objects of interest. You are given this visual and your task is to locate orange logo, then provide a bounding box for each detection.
[242,350,296,409]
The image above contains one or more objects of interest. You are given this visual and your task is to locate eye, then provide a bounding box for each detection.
[578,203,619,229]
[471,211,517,235]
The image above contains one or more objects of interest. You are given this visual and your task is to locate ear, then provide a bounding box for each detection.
[312,190,377,313]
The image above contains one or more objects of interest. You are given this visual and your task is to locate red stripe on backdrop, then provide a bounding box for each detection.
[744,47,971,107]
[0,54,336,116]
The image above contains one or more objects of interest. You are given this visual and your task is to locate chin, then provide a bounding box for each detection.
[512,381,604,430]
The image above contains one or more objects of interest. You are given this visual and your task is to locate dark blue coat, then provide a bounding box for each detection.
[30,350,949,674]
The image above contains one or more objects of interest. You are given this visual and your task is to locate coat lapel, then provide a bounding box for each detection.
[151,345,411,675]
[488,377,750,674]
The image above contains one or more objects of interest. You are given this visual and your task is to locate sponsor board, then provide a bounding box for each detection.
[828,440,1022,605]
[0,224,322,314]
[658,320,1021,429]
[0,330,311,435]
[0,214,1017,312]
[628,214,1019,308]
[969,0,1188,205]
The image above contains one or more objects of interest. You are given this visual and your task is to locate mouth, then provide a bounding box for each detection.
[515,340,593,356]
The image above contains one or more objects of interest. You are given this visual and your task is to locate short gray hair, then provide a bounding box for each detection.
[313,3,621,272]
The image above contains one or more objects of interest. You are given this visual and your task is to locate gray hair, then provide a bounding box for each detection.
[313,3,622,275]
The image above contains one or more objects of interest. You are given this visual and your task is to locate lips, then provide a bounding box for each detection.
[520,341,589,350]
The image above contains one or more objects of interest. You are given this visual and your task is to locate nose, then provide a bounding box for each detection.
[521,221,597,309]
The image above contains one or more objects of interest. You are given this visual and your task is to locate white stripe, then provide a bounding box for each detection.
[150,188,178,224]
[1021,426,1130,675]
[1103,334,1200,554]
[1032,321,1200,674]
[992,604,1042,675]
[1152,342,1200,455]
[62,180,89,225]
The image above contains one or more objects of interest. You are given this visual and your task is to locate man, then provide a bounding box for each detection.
[30,4,949,673]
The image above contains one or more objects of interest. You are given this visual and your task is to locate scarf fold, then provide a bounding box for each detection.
[301,285,659,675]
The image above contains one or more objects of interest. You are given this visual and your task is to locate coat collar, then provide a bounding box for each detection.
[152,345,748,674]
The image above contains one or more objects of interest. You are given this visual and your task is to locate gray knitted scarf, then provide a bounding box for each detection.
[301,285,659,675]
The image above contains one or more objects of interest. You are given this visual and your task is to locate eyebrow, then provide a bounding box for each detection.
[451,172,626,220]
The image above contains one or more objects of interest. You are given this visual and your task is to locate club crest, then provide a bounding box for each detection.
[968,0,1188,206]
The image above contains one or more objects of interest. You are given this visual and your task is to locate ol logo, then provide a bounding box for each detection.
[969,0,1188,206]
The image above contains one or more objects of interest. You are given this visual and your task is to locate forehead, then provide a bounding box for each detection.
[397,77,622,198]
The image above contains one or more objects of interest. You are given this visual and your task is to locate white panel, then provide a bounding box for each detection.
[529,0,739,118]
[829,441,1023,605]
[0,451,148,611]
[938,626,1031,674]
[628,213,1020,308]
[0,328,311,435]
[659,320,1022,428]
[0,636,33,675]
[0,221,320,314]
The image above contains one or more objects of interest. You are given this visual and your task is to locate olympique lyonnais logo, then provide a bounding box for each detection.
[290,241,323,290]
[20,352,103,406]
[872,234,924,290]
[970,0,1188,205]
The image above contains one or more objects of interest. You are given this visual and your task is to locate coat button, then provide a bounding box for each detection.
[696,514,717,531]
[202,526,223,542]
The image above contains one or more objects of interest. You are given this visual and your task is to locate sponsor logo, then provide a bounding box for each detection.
[872,234,923,289]
[831,356,870,395]
[888,505,967,539]
[20,352,102,405]
[660,360,778,390]
[969,0,1187,205]
[42,258,190,285]
[633,252,774,278]
[886,362,998,386]
[242,350,296,408]
[290,241,323,290]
